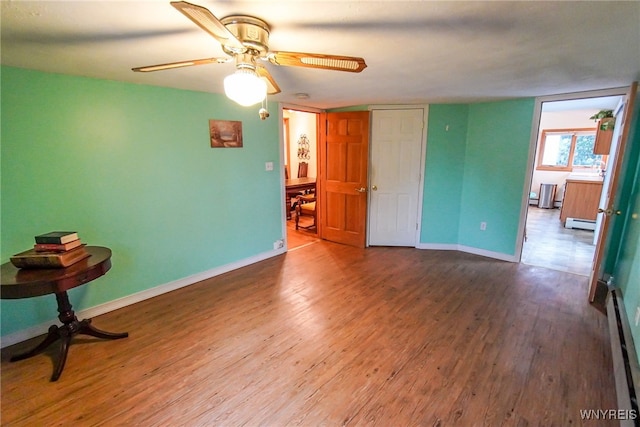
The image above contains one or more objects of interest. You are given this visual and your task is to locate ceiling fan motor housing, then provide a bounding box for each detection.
[220,15,270,57]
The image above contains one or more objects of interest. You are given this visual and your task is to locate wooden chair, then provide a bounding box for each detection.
[295,194,316,230]
[297,162,308,178]
[284,165,303,220]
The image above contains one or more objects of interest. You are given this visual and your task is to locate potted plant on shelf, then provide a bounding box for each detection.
[590,110,615,131]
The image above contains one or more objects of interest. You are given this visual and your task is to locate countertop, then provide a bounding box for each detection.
[566,173,604,183]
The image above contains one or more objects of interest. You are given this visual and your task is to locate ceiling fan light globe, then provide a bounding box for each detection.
[224,69,267,106]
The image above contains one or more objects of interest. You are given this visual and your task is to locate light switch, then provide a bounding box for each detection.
[265,161,274,171]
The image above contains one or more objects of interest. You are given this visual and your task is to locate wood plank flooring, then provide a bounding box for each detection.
[1,242,616,426]
[522,206,596,276]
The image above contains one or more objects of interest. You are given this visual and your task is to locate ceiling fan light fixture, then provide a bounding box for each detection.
[224,68,267,107]
[133,3,367,101]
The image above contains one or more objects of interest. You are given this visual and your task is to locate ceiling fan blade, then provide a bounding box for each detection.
[256,66,281,95]
[132,57,230,72]
[170,1,245,50]
[268,52,367,73]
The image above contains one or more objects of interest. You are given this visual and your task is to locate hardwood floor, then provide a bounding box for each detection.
[522,206,596,276]
[1,242,616,426]
[287,214,319,250]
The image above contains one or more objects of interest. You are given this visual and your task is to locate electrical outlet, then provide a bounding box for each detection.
[265,161,274,171]
[480,222,487,231]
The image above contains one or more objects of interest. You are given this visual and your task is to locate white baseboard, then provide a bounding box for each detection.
[0,247,286,348]
[416,243,458,251]
[416,243,517,262]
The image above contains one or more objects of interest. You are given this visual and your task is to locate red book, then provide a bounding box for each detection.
[34,239,83,252]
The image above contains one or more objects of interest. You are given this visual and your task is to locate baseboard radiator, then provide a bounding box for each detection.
[607,288,640,426]
[565,217,596,230]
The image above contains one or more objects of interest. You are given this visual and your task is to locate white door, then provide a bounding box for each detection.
[593,99,625,244]
[588,82,637,301]
[369,109,424,246]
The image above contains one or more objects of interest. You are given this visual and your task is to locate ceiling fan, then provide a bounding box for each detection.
[132,1,367,109]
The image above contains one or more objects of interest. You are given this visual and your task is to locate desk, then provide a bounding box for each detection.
[1,246,128,381]
[285,177,316,219]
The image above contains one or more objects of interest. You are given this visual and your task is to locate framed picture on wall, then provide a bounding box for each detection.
[209,120,243,148]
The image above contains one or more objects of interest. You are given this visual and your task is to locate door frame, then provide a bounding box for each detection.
[279,103,323,249]
[517,86,630,265]
[367,104,429,247]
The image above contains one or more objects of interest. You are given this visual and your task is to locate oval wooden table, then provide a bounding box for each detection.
[1,246,128,381]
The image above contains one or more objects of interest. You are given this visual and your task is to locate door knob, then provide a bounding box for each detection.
[355,187,367,193]
[372,185,378,191]
[598,208,622,216]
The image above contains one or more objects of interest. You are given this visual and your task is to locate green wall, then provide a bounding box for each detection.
[1,66,283,337]
[605,99,640,274]
[458,99,535,255]
[610,98,640,358]
[421,99,535,256]
[421,104,468,244]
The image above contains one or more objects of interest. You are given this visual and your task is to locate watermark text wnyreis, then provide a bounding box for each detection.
[580,409,638,421]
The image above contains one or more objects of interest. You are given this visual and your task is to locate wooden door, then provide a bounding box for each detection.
[319,111,370,247]
[369,109,424,246]
[588,82,637,301]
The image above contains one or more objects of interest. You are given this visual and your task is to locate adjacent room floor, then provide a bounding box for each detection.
[286,212,319,250]
[522,205,596,276]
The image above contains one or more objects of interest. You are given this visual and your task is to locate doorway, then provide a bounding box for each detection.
[521,92,624,275]
[282,108,320,250]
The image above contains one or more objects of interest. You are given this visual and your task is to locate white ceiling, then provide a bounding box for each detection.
[2,1,639,109]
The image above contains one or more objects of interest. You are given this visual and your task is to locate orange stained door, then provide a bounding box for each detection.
[319,111,370,248]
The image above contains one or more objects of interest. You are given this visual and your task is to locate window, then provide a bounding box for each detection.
[537,128,604,171]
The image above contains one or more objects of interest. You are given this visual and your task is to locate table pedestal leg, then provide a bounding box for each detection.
[9,291,128,381]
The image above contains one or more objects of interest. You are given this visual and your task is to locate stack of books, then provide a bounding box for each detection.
[10,231,90,269]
